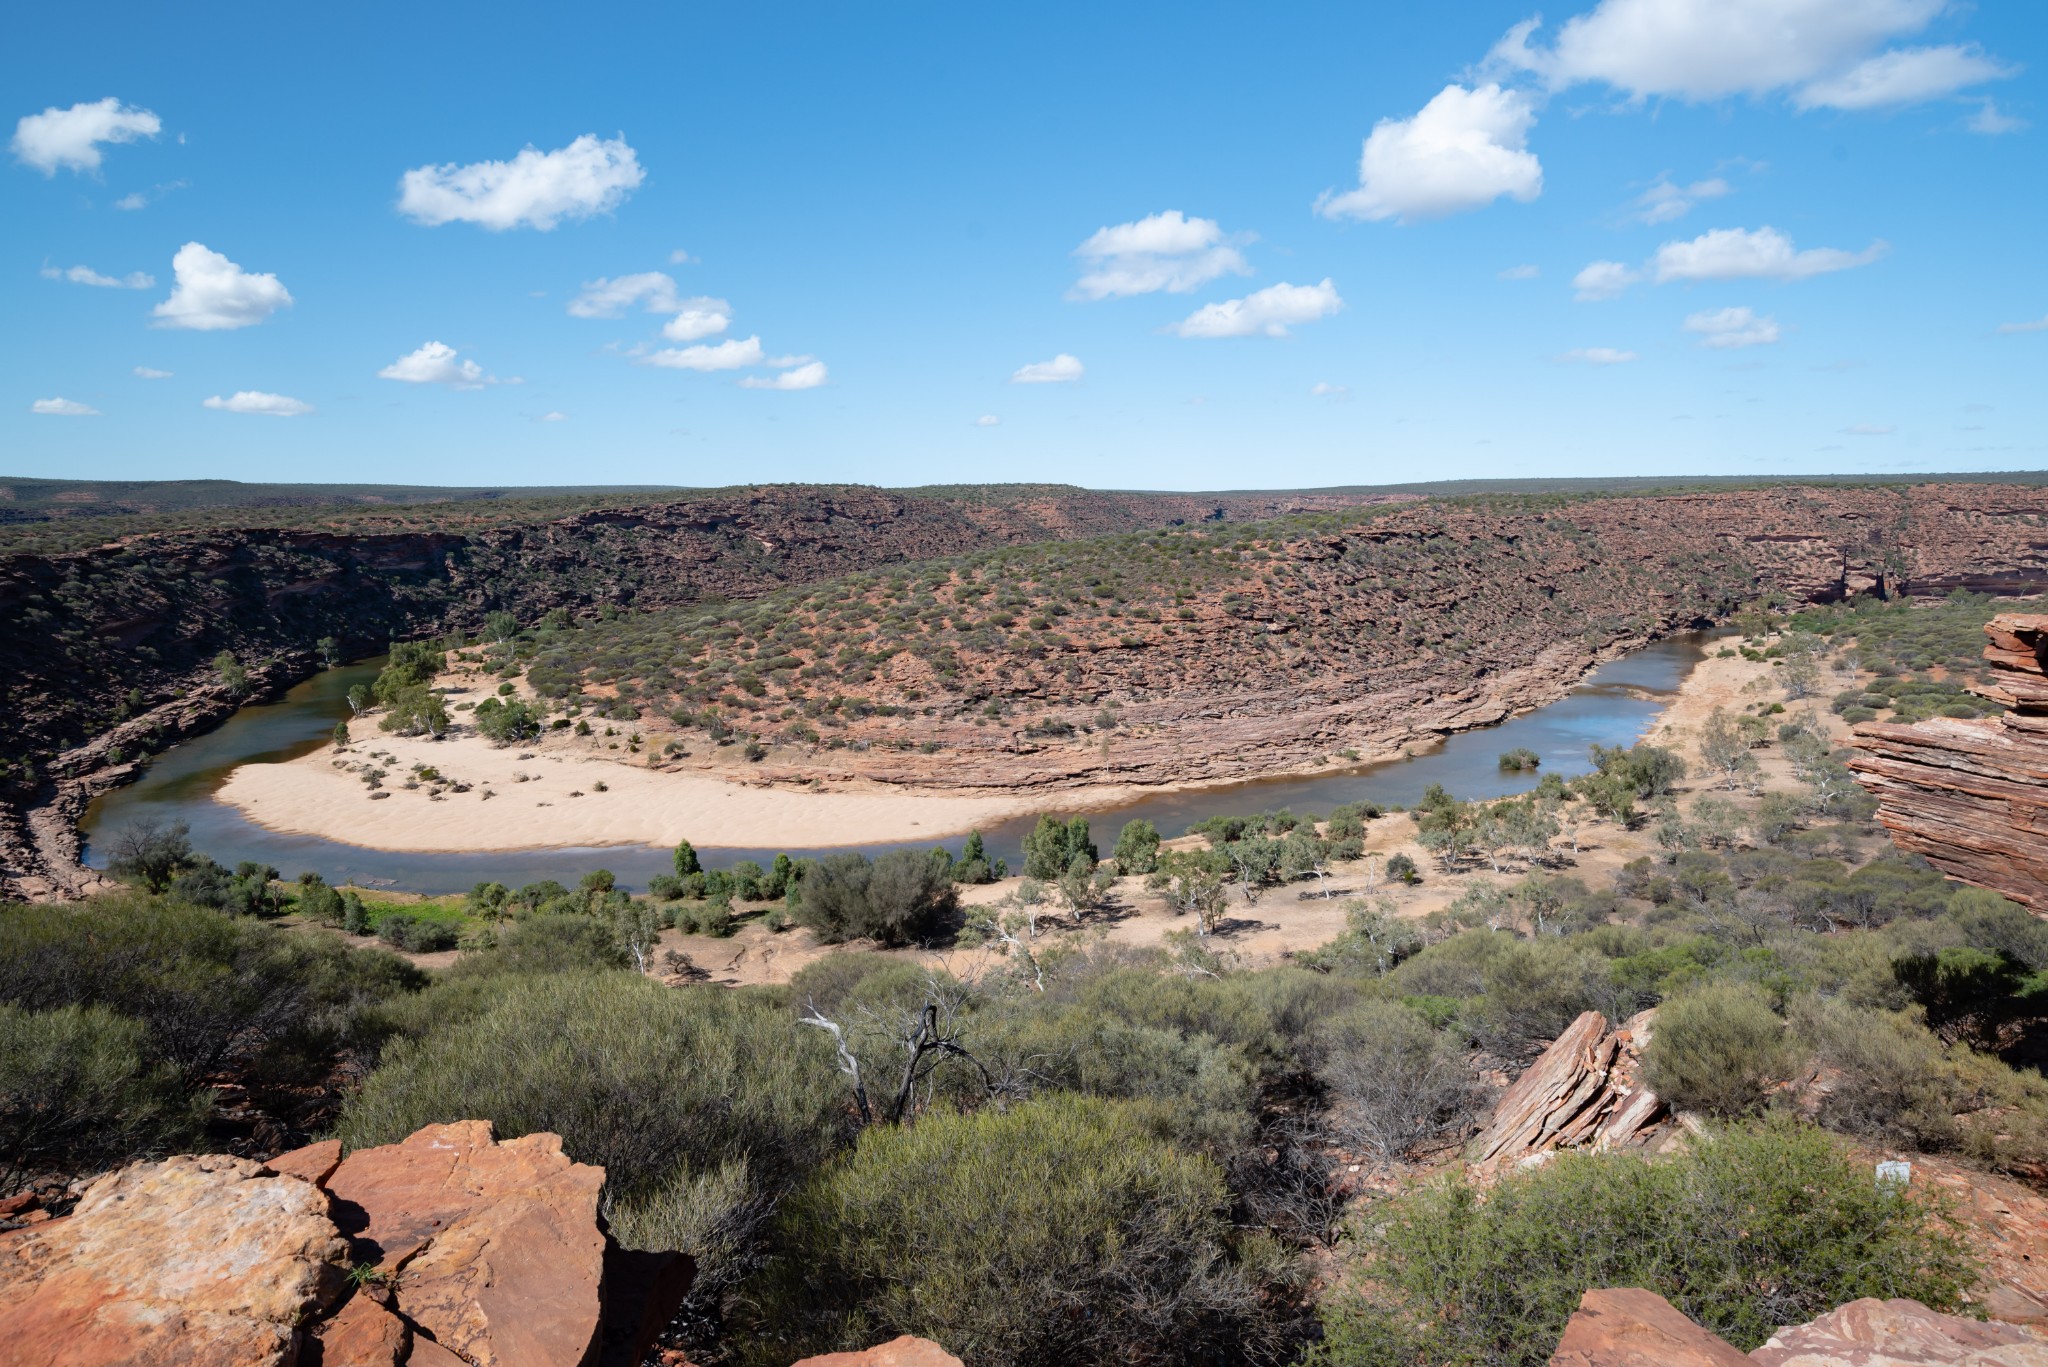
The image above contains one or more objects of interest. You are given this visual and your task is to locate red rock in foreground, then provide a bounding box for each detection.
[790,1338,965,1367]
[1548,1289,2048,1366]
[1549,1287,1754,1366]
[1849,614,2048,912]
[0,1122,690,1367]
[0,1153,348,1367]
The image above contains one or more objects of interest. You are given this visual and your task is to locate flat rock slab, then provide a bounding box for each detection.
[1750,1297,2048,1366]
[1549,1287,1754,1367]
[0,1153,347,1367]
[324,1119,607,1367]
[792,1337,966,1367]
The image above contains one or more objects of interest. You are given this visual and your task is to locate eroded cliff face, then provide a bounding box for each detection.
[1850,614,2048,912]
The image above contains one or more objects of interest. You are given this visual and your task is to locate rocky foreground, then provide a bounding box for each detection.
[1850,614,2048,911]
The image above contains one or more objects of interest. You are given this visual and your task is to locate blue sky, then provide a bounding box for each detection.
[5,1,2044,490]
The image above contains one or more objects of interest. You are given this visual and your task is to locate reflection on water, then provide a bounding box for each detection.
[83,632,1722,895]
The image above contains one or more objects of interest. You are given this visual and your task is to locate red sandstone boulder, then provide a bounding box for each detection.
[314,1290,411,1366]
[1548,1288,1754,1366]
[0,1153,348,1367]
[323,1119,609,1367]
[1749,1296,2048,1365]
[791,1337,965,1367]
[265,1137,344,1186]
[1473,1010,1667,1167]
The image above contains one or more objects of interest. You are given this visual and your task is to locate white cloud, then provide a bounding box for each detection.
[1795,44,2016,110]
[1633,175,1730,225]
[1490,0,1949,101]
[11,97,160,174]
[112,179,186,211]
[661,301,732,342]
[1843,422,1895,435]
[568,272,681,317]
[203,391,312,417]
[1573,260,1640,301]
[641,336,767,371]
[1310,382,1351,399]
[975,414,1000,426]
[1069,210,1251,300]
[397,134,643,231]
[1560,347,1638,364]
[536,411,569,422]
[1499,264,1541,280]
[1969,101,2027,135]
[1011,354,1084,384]
[739,361,828,390]
[1170,278,1342,339]
[668,247,695,264]
[1997,315,2048,335]
[1683,305,1781,348]
[152,242,293,330]
[1653,226,1886,282]
[31,397,99,416]
[41,264,153,289]
[1319,84,1541,223]
[377,341,505,388]
[568,272,731,340]
[133,366,171,379]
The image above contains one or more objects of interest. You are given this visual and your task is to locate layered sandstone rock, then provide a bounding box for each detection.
[0,1122,691,1367]
[790,1337,965,1367]
[0,1153,348,1367]
[1549,1290,2048,1366]
[1849,615,2048,911]
[1472,1010,1666,1166]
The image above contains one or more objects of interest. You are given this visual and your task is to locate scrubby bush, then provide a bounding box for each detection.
[472,695,541,745]
[672,899,736,938]
[793,849,957,946]
[0,1003,206,1194]
[1111,818,1162,875]
[1314,1120,1974,1365]
[743,1094,1277,1367]
[377,911,461,953]
[340,971,843,1297]
[1314,1000,1480,1166]
[1022,814,1097,880]
[1641,983,1794,1118]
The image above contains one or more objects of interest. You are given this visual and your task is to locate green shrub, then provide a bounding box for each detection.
[1642,983,1794,1118]
[793,850,957,946]
[672,900,736,938]
[1314,1000,1479,1165]
[1111,819,1162,875]
[1022,815,1097,880]
[1314,1120,1974,1365]
[742,1094,1274,1366]
[377,912,460,953]
[340,971,843,1296]
[0,1003,207,1193]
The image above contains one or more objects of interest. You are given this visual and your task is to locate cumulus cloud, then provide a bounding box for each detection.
[1633,175,1730,225]
[41,264,153,289]
[1795,44,2017,110]
[1310,382,1350,399]
[398,134,644,231]
[1011,354,1085,384]
[377,341,505,388]
[1843,422,1896,435]
[568,271,682,317]
[1560,347,1638,364]
[1969,101,2026,135]
[1499,264,1540,280]
[1997,315,2048,335]
[133,366,172,379]
[1069,210,1251,300]
[152,242,293,330]
[661,301,733,342]
[975,414,1000,426]
[1170,279,1342,339]
[203,391,311,416]
[11,97,159,174]
[641,335,767,371]
[31,397,99,415]
[1683,305,1781,348]
[1652,226,1886,282]
[1319,84,1541,223]
[739,361,827,390]
[1573,260,1640,301]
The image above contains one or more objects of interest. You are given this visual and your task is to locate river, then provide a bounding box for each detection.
[81,632,1721,894]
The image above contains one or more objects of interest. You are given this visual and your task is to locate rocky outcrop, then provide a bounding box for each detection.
[1549,1287,1755,1366]
[1549,1290,2048,1366]
[0,1123,691,1367]
[0,1153,348,1367]
[790,1338,965,1367]
[1472,1010,1666,1167]
[1849,615,2048,911]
